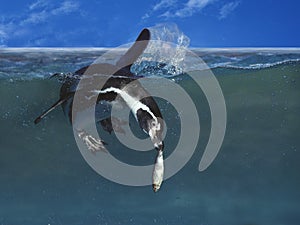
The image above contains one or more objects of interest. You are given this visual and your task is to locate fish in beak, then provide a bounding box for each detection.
[152,149,164,192]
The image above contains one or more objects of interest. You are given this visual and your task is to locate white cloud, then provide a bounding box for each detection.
[141,13,150,20]
[0,21,14,44]
[28,0,79,15]
[29,0,49,11]
[142,0,215,20]
[219,1,240,19]
[0,30,6,38]
[142,0,241,20]
[21,0,79,26]
[159,11,172,18]
[0,20,21,46]
[0,0,81,46]
[187,0,212,8]
[162,0,215,18]
[141,0,177,21]
[21,10,48,25]
[153,0,177,11]
[0,29,7,45]
[52,1,79,15]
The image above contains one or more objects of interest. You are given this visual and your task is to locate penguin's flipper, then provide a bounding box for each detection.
[34,98,67,124]
[76,129,108,154]
[73,29,150,77]
[116,28,150,73]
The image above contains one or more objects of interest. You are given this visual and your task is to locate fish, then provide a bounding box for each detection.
[152,150,164,192]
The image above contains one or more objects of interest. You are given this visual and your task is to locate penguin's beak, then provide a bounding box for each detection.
[152,184,160,192]
[155,142,164,151]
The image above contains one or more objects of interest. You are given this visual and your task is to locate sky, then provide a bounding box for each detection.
[0,0,299,47]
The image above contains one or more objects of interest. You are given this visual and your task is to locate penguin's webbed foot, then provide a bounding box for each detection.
[76,129,108,154]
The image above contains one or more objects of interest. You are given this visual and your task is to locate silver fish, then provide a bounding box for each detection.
[152,150,164,192]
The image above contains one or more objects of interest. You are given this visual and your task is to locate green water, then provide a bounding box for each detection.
[0,62,299,224]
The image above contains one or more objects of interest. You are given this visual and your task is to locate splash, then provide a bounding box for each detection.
[131,23,190,77]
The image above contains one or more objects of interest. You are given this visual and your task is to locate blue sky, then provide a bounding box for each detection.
[0,0,299,47]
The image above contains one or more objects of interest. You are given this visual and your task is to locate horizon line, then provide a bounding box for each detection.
[1,47,300,51]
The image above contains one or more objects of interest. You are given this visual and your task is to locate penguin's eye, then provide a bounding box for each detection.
[151,121,156,127]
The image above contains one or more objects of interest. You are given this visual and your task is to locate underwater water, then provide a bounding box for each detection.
[0,48,300,225]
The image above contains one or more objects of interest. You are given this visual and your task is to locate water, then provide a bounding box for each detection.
[0,47,300,225]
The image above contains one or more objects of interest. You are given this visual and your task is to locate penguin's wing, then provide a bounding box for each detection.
[34,97,69,124]
[115,28,150,75]
[73,29,150,77]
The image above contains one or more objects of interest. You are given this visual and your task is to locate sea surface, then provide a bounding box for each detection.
[0,48,300,225]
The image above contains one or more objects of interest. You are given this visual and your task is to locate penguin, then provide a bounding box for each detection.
[34,28,164,152]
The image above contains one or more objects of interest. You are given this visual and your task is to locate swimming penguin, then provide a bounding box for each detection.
[34,28,165,192]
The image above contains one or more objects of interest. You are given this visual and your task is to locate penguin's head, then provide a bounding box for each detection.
[137,109,164,151]
[147,117,164,151]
